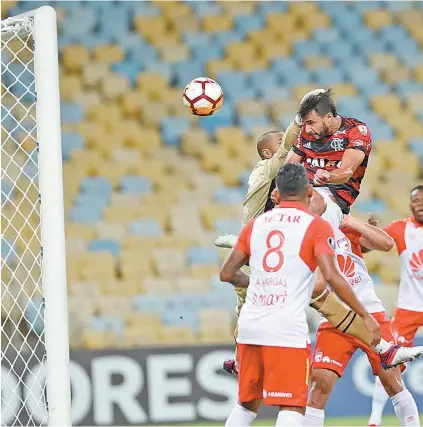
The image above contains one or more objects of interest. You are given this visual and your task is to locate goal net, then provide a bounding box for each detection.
[1,7,71,426]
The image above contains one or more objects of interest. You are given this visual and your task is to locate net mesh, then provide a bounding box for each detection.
[1,16,48,426]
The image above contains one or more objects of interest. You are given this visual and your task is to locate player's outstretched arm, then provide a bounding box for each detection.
[220,248,250,288]
[342,215,394,252]
[265,120,302,177]
[316,252,381,346]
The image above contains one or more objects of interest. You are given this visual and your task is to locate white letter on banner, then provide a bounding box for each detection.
[147,353,195,422]
[92,355,146,424]
[196,350,237,420]
[70,360,92,424]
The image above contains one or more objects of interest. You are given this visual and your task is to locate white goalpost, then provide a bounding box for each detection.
[1,6,71,426]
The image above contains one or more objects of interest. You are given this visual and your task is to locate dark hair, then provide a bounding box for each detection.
[276,163,309,198]
[411,185,423,195]
[298,88,337,120]
[256,130,280,158]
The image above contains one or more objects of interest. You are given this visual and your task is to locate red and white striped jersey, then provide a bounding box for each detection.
[234,201,335,348]
[384,218,423,312]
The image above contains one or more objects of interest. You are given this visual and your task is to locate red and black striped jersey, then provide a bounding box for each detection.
[292,116,372,214]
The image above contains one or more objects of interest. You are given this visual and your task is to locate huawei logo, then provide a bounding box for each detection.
[337,254,355,278]
[409,250,423,272]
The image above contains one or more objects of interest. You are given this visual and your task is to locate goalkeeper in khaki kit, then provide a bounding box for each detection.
[216,89,423,375]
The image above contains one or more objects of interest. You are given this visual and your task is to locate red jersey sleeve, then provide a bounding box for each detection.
[234,219,255,256]
[384,219,407,255]
[346,125,372,156]
[341,226,363,257]
[300,216,335,271]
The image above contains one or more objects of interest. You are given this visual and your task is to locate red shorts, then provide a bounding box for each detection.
[312,312,398,377]
[237,344,310,407]
[391,308,423,347]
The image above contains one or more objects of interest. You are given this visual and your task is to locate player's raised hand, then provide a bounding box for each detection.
[313,169,330,186]
[363,313,381,347]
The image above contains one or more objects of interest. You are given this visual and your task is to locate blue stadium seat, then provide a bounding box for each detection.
[133,294,168,314]
[90,316,107,331]
[313,28,341,44]
[238,115,270,134]
[112,60,142,86]
[80,177,113,195]
[257,1,288,14]
[167,293,204,311]
[293,41,323,59]
[74,194,110,210]
[103,317,124,337]
[118,33,147,54]
[234,15,265,35]
[213,187,245,204]
[129,219,163,237]
[395,81,423,99]
[120,176,152,195]
[188,1,221,18]
[225,86,257,102]
[351,1,383,13]
[325,41,356,62]
[214,31,245,46]
[164,310,197,331]
[278,69,312,86]
[68,206,103,224]
[62,132,85,160]
[131,2,160,16]
[187,247,219,266]
[214,219,240,234]
[61,102,84,124]
[191,44,224,63]
[271,58,300,75]
[128,45,158,67]
[249,70,280,91]
[383,1,415,11]
[313,68,346,85]
[199,114,234,134]
[161,117,190,146]
[216,71,248,92]
[258,86,290,102]
[174,60,204,87]
[182,32,213,48]
[144,61,174,81]
[88,239,120,258]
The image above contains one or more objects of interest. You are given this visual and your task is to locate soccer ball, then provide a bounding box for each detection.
[183,77,224,116]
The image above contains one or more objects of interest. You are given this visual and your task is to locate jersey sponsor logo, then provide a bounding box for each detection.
[314,349,343,367]
[357,125,368,136]
[251,291,288,307]
[352,140,364,147]
[263,389,293,399]
[337,254,363,286]
[330,138,344,151]
[305,157,342,169]
[409,249,423,280]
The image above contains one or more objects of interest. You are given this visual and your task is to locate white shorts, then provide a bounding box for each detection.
[315,187,343,230]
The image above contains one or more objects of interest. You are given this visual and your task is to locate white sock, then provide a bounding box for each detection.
[391,389,420,426]
[374,338,392,354]
[225,403,257,426]
[276,410,305,426]
[368,377,389,426]
[304,406,325,426]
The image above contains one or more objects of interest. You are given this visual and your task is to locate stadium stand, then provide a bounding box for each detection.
[1,0,422,349]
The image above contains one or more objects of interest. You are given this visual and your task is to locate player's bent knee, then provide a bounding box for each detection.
[308,369,338,409]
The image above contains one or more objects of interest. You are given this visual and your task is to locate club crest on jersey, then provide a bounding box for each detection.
[330,138,344,151]
[357,125,368,136]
